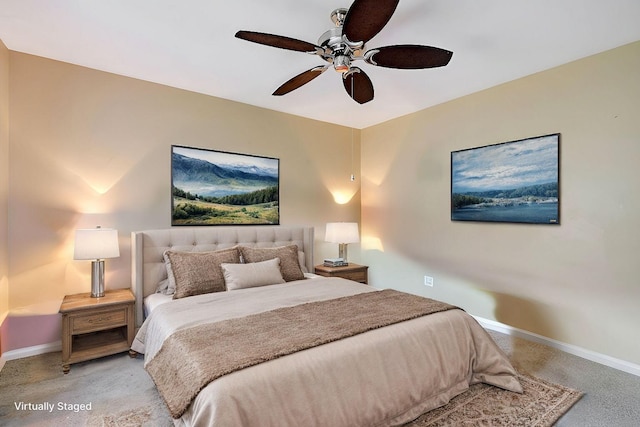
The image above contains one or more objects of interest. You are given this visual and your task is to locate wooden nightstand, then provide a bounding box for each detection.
[314,263,369,284]
[59,288,135,374]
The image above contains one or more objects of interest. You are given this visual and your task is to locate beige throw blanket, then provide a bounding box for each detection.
[146,289,458,418]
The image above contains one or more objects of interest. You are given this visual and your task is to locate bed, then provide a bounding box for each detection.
[131,225,522,426]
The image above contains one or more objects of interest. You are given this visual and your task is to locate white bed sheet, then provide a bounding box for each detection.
[144,292,172,316]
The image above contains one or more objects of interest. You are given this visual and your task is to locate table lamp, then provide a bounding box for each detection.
[74,226,120,297]
[325,222,360,263]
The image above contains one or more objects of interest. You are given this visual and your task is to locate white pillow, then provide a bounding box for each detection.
[221,258,285,290]
[156,277,170,294]
[298,251,308,273]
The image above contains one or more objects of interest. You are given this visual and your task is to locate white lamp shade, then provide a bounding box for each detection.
[74,227,120,260]
[325,222,360,244]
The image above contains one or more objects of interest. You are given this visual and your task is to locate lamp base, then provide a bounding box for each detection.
[90,260,105,298]
[338,243,348,264]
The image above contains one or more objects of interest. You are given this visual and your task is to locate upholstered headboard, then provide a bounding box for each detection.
[131,226,314,326]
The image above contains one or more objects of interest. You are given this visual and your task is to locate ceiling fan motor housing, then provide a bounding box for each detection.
[318,29,362,72]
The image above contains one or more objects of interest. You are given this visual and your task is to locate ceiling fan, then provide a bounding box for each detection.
[235,0,453,104]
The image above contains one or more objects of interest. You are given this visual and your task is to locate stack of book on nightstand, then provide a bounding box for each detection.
[324,258,348,267]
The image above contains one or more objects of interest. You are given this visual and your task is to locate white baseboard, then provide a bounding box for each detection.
[0,355,5,372]
[474,315,640,378]
[1,340,61,363]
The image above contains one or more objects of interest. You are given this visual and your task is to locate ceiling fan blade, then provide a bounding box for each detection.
[273,66,328,96]
[365,45,453,69]
[343,0,399,44]
[235,30,321,54]
[342,67,374,104]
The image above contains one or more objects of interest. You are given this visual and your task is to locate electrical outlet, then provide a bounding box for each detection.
[424,275,434,287]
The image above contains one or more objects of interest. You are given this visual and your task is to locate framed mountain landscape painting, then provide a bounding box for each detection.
[171,145,279,225]
[451,134,560,225]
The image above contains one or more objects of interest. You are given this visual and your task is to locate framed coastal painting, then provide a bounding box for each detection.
[171,145,279,226]
[451,134,560,224]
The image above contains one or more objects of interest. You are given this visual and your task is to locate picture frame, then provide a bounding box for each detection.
[451,133,560,224]
[171,145,280,226]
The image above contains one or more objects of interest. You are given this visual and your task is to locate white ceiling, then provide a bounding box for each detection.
[1,0,639,129]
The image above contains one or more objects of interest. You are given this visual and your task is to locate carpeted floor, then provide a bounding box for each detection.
[0,330,637,426]
[0,350,170,426]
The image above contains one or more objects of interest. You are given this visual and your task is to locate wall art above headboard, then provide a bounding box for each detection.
[171,145,280,226]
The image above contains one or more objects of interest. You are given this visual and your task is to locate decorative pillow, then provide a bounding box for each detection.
[164,247,240,299]
[238,245,305,282]
[221,258,285,290]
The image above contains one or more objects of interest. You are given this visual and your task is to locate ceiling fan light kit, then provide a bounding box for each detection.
[235,0,453,104]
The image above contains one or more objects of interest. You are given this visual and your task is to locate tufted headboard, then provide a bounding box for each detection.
[131,226,314,326]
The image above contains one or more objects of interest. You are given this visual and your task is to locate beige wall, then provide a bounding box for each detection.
[5,51,360,350]
[0,40,9,355]
[361,41,640,365]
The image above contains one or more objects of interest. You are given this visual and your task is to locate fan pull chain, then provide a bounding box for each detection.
[350,75,356,182]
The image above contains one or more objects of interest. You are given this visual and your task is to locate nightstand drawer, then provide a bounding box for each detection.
[314,263,368,284]
[341,270,367,283]
[71,308,127,334]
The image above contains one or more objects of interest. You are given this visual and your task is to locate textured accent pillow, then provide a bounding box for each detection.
[164,247,240,299]
[239,245,305,282]
[221,258,285,290]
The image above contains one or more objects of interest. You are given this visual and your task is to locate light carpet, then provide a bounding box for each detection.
[0,350,581,426]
